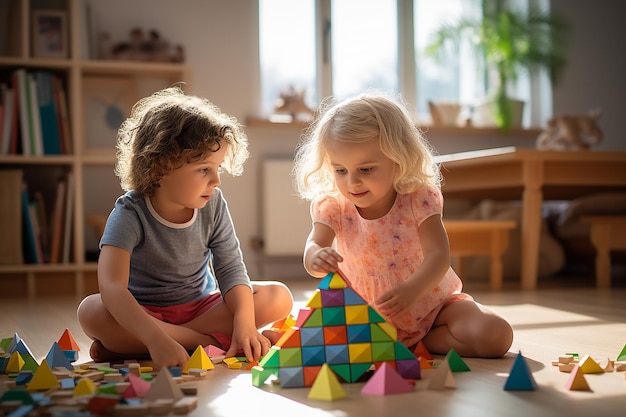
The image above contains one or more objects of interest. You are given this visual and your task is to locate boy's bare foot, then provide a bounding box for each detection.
[89,340,150,363]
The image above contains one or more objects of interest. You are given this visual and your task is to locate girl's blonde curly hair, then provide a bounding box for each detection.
[115,86,249,195]
[293,93,441,201]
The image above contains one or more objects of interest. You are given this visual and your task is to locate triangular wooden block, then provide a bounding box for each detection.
[503,351,537,391]
[578,354,604,374]
[616,344,626,361]
[428,360,456,390]
[183,345,214,374]
[446,348,470,372]
[58,328,80,352]
[413,341,432,360]
[308,364,346,401]
[122,373,152,399]
[419,356,434,369]
[45,342,73,370]
[204,345,226,357]
[6,351,25,373]
[74,377,97,396]
[27,359,60,391]
[144,367,184,402]
[361,362,414,395]
[564,364,591,391]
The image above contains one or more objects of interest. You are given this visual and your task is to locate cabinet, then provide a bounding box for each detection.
[0,0,192,297]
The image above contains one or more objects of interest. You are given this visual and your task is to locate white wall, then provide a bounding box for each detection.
[88,0,626,280]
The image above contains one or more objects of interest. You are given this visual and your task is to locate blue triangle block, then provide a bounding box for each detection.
[504,352,537,391]
[45,342,74,370]
[317,273,334,290]
[343,288,367,305]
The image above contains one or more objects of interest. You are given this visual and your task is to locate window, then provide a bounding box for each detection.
[259,0,549,127]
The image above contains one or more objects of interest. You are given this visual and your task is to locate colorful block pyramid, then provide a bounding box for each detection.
[252,271,420,388]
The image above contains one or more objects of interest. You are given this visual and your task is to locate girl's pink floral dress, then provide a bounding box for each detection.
[311,185,472,347]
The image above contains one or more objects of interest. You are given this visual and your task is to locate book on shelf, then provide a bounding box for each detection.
[15,69,32,155]
[62,171,74,263]
[21,183,39,264]
[27,73,44,156]
[1,84,15,155]
[36,71,62,155]
[49,176,67,264]
[0,169,24,264]
[52,75,71,154]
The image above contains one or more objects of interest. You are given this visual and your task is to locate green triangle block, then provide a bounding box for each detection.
[504,352,537,390]
[251,365,278,387]
[372,341,396,361]
[0,337,12,352]
[20,353,39,372]
[446,348,471,372]
[302,309,324,327]
[616,344,626,361]
[279,347,302,367]
[349,363,373,382]
[329,363,351,383]
[370,324,393,342]
[0,389,35,405]
[394,341,417,360]
[368,307,386,323]
[258,346,280,368]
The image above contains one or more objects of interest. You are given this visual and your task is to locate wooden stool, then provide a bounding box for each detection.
[444,220,517,290]
[581,216,626,288]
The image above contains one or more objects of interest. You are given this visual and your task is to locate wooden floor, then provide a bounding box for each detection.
[1,275,625,417]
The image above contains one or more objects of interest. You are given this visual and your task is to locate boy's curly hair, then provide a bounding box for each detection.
[115,86,249,195]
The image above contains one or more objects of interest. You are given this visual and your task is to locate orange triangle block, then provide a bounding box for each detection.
[58,328,80,351]
[27,359,60,391]
[413,341,432,360]
[565,364,591,391]
[308,364,346,401]
[183,345,214,374]
[361,362,414,395]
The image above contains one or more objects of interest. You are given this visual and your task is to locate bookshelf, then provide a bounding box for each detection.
[0,0,192,297]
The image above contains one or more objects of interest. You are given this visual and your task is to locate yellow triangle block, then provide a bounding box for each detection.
[308,364,346,400]
[578,354,604,374]
[565,365,591,391]
[74,377,97,396]
[183,345,214,374]
[6,352,25,373]
[305,290,323,308]
[27,359,60,391]
[329,273,347,289]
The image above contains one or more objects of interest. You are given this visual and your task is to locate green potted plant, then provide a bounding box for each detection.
[426,0,569,130]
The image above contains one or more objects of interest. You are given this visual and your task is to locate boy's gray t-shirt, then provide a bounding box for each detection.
[99,188,251,306]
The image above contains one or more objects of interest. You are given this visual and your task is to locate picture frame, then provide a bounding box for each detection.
[82,76,137,154]
[32,10,68,58]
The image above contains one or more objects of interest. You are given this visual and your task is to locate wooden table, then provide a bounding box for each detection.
[435,146,626,290]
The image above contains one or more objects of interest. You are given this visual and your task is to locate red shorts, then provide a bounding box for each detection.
[141,292,222,325]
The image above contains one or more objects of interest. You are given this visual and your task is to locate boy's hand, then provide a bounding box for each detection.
[148,335,190,369]
[226,326,272,362]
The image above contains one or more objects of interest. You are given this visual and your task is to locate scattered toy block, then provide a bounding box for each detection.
[26,360,59,391]
[361,362,414,395]
[413,341,432,360]
[144,367,183,403]
[74,377,97,396]
[45,342,73,370]
[308,364,346,401]
[445,348,470,372]
[172,396,198,413]
[182,346,214,374]
[564,364,591,391]
[503,351,537,391]
[427,359,456,390]
[122,374,151,399]
[616,344,626,362]
[57,328,80,352]
[578,354,604,374]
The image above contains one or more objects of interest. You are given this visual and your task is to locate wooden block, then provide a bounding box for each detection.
[172,396,198,414]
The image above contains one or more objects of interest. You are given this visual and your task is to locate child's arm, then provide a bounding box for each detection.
[375,214,451,317]
[303,222,343,277]
[222,284,271,362]
[97,245,190,367]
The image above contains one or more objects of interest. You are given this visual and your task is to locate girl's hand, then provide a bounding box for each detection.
[226,325,272,362]
[309,247,343,274]
[147,335,190,369]
[375,280,420,318]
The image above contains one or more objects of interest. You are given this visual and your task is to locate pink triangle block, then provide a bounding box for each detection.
[361,362,414,395]
[205,345,226,357]
[122,373,151,399]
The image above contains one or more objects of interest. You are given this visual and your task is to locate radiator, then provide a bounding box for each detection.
[262,159,311,256]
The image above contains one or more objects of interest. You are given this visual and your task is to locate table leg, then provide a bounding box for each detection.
[521,161,543,290]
